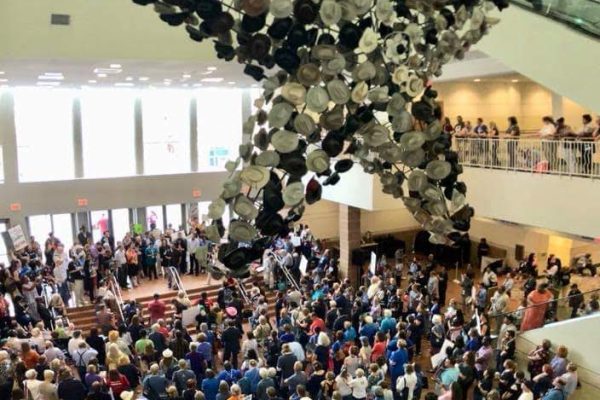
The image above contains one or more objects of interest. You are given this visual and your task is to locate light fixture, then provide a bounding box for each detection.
[97,73,107,78]
[0,71,5,75]
[37,81,61,86]
[115,82,134,87]
[125,76,134,81]
[88,80,97,84]
[164,82,172,86]
[139,77,150,81]
[511,79,519,83]
[182,83,189,87]
[200,77,224,83]
[473,78,481,82]
[228,81,236,85]
[38,74,64,81]
[182,74,192,79]
[0,78,8,83]
[193,83,203,87]
[110,64,122,69]
[201,71,214,75]
[206,66,217,71]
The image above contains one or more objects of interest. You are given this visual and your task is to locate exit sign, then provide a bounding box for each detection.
[9,203,21,211]
[77,198,89,207]
[192,189,202,198]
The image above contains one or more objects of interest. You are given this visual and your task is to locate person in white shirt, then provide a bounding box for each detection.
[287,341,305,362]
[67,331,86,357]
[43,341,65,363]
[518,380,534,400]
[561,363,578,398]
[539,116,557,168]
[335,369,353,399]
[187,233,200,276]
[396,364,418,400]
[262,253,276,289]
[52,245,70,305]
[114,243,128,289]
[349,368,368,400]
[23,369,41,400]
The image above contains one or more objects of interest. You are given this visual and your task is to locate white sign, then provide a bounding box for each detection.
[299,255,308,275]
[182,306,200,327]
[291,236,301,247]
[430,339,455,369]
[8,225,27,251]
[369,251,377,274]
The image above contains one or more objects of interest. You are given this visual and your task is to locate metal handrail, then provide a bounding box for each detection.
[108,275,126,323]
[167,266,188,298]
[454,137,600,178]
[236,279,252,306]
[268,250,301,292]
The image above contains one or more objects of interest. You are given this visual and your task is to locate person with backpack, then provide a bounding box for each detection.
[395,364,418,400]
[143,364,169,400]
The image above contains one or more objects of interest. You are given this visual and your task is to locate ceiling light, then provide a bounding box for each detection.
[182,83,189,87]
[97,73,107,78]
[94,68,122,75]
[193,83,203,87]
[473,78,481,82]
[511,79,519,83]
[125,76,133,81]
[43,72,63,77]
[115,82,134,87]
[110,64,122,69]
[37,81,61,86]
[206,66,217,71]
[200,71,214,75]
[200,77,224,83]
[228,81,236,85]
[88,80,97,84]
[139,77,150,81]
[38,74,64,81]
[0,79,8,83]
[182,74,192,79]
[0,71,5,75]
[164,82,172,86]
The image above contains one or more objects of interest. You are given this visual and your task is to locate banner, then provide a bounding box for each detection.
[299,255,308,275]
[369,251,377,274]
[8,225,27,251]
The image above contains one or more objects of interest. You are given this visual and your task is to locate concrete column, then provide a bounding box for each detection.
[338,204,361,286]
[73,98,84,178]
[134,97,144,175]
[190,98,198,172]
[551,92,563,120]
[0,92,18,184]
[135,208,147,230]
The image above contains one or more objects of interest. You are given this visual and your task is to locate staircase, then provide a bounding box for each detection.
[65,275,279,335]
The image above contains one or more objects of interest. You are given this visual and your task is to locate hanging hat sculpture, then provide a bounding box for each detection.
[132,0,507,274]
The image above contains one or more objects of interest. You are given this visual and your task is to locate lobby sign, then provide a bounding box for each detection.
[8,225,27,251]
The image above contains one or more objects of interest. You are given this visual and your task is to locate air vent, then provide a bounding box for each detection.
[51,14,70,26]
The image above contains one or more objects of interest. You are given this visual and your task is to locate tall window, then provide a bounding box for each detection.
[111,208,130,241]
[0,222,8,264]
[91,210,109,243]
[28,215,52,247]
[196,89,243,170]
[52,214,73,250]
[13,88,75,182]
[166,204,183,231]
[142,91,191,175]
[80,89,135,178]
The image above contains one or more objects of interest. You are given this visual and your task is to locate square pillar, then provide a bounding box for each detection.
[339,204,361,286]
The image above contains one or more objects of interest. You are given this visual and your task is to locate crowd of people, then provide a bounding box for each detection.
[0,222,596,400]
[449,114,600,173]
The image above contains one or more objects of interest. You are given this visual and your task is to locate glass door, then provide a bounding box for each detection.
[111,208,130,242]
[91,210,109,243]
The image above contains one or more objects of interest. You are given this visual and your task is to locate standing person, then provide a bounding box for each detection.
[68,254,86,307]
[490,287,509,334]
[477,239,490,270]
[148,294,167,325]
[221,320,242,369]
[145,240,159,281]
[125,245,139,288]
[489,122,500,166]
[262,253,276,290]
[474,118,489,163]
[53,245,70,306]
[520,284,554,332]
[567,284,584,318]
[160,240,173,281]
[438,265,449,306]
[506,116,521,168]
[576,114,596,174]
[187,233,200,276]
[57,370,87,400]
[114,243,128,289]
[539,116,557,170]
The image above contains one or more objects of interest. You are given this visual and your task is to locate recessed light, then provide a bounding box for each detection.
[228,81,236,85]
[97,73,107,78]
[200,77,224,83]
[200,71,214,75]
[38,75,64,81]
[125,76,134,81]
[110,64,122,69]
[473,78,481,82]
[43,72,63,77]
[88,80,97,84]
[511,79,519,83]
[115,82,134,87]
[37,81,61,86]
[139,77,150,81]
[182,74,192,79]
[193,83,203,87]
[164,82,172,86]
[206,67,217,71]
[0,71,5,75]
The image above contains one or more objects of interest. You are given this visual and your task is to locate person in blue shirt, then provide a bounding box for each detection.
[465,328,482,352]
[343,321,357,343]
[542,378,568,400]
[244,359,261,392]
[359,315,379,344]
[389,339,409,392]
[201,369,220,400]
[216,361,241,385]
[379,309,397,336]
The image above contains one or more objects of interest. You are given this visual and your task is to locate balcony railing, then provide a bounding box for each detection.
[510,0,600,38]
[455,137,600,178]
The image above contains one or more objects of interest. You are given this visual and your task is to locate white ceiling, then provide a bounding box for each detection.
[0,50,517,89]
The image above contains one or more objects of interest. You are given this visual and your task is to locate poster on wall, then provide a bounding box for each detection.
[8,225,27,251]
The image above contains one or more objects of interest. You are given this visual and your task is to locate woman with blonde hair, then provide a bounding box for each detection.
[106,330,132,357]
[227,384,243,400]
[550,345,569,376]
[30,328,46,352]
[349,368,368,400]
[106,343,126,368]
[38,370,58,400]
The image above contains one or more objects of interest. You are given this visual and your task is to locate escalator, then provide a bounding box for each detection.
[476,0,600,111]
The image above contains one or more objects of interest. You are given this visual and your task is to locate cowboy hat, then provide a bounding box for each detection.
[306,86,330,113]
[208,198,227,220]
[271,130,299,153]
[293,113,316,136]
[228,220,258,242]
[240,165,270,189]
[306,149,331,173]
[305,177,322,205]
[268,102,294,128]
[399,131,425,151]
[282,181,305,206]
[255,150,281,167]
[327,79,351,105]
[425,160,452,180]
[281,82,307,105]
[233,194,259,220]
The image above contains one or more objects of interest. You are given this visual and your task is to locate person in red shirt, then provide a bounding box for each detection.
[147,294,166,324]
[106,368,130,398]
[309,312,325,335]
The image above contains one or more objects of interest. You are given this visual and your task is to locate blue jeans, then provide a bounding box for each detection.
[58,281,71,305]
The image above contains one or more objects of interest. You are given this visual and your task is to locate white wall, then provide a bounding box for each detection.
[476,6,600,112]
[462,168,600,239]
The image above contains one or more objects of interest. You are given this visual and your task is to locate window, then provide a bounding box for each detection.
[196,89,243,170]
[0,222,8,265]
[80,89,135,178]
[142,91,191,175]
[13,88,75,182]
[91,210,109,243]
[52,214,73,250]
[111,208,130,241]
[28,215,52,248]
[146,206,164,231]
[166,204,183,231]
